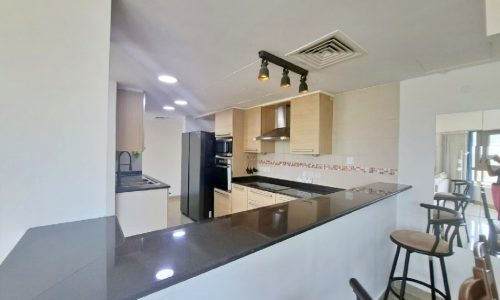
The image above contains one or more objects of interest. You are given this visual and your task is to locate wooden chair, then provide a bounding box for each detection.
[458,235,498,300]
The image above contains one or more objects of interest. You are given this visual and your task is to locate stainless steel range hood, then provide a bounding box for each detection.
[255,104,290,141]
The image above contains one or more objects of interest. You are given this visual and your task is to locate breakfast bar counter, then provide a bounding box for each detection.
[0,182,411,300]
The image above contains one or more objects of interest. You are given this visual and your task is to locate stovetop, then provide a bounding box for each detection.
[245,182,290,192]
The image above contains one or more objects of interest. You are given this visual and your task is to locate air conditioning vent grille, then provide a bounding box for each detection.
[287,31,366,69]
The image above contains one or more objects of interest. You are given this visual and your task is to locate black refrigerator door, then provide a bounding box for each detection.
[188,132,202,220]
[180,132,190,216]
[200,132,215,217]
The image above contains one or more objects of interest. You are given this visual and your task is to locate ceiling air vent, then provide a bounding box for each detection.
[287,30,366,69]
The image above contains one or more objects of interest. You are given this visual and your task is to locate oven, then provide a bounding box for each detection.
[214,157,232,191]
[215,137,232,157]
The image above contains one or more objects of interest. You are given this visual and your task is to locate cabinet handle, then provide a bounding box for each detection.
[250,189,273,197]
[245,149,258,152]
[233,185,244,190]
[291,149,314,152]
[215,190,229,198]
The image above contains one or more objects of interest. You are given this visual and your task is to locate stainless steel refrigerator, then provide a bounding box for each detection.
[180,131,215,221]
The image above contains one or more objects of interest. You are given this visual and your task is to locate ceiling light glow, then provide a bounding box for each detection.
[172,230,186,238]
[174,100,188,106]
[155,268,174,280]
[163,106,175,111]
[158,75,178,84]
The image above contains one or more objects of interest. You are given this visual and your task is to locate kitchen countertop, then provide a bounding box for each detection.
[232,175,343,197]
[0,182,411,300]
[116,172,170,193]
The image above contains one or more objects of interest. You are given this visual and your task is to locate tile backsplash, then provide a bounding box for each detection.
[256,83,400,189]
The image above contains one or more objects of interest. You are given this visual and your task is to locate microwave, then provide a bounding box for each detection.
[215,137,232,157]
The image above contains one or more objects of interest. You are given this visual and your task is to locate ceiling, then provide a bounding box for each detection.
[110,0,500,118]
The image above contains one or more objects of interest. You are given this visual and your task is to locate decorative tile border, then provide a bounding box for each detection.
[257,159,398,175]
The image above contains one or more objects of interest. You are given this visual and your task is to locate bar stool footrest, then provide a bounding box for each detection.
[388,277,447,299]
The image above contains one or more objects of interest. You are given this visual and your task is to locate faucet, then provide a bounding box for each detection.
[117,151,132,186]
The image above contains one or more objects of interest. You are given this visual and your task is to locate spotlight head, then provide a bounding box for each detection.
[299,75,308,93]
[280,69,290,88]
[258,60,269,81]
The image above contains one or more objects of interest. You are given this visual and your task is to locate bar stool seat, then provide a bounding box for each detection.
[384,204,463,300]
[432,210,458,220]
[391,230,450,256]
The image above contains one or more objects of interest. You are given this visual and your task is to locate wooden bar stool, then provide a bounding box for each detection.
[383,204,463,300]
[433,191,471,245]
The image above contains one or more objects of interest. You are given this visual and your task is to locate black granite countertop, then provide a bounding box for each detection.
[232,175,343,196]
[0,182,411,300]
[116,172,170,193]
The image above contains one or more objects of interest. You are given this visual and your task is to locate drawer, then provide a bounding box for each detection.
[248,199,267,209]
[247,188,276,207]
[276,194,298,203]
[214,188,231,217]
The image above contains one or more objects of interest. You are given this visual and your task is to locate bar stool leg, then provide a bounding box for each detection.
[439,257,451,300]
[464,221,470,243]
[399,250,411,300]
[428,256,436,300]
[383,246,401,300]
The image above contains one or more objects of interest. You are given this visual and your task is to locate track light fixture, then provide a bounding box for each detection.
[257,51,309,94]
[280,69,290,88]
[258,59,269,81]
[299,75,308,94]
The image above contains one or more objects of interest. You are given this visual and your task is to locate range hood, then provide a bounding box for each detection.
[255,104,290,141]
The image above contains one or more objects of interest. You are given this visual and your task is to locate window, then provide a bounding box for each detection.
[471,130,500,183]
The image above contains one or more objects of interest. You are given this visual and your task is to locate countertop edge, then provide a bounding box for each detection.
[127,184,412,299]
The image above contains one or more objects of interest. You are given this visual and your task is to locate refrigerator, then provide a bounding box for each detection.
[180,131,215,221]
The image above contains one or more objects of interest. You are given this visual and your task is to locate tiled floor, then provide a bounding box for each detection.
[167,196,193,228]
[442,201,498,251]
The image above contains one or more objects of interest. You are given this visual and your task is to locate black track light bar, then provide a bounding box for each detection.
[258,51,308,77]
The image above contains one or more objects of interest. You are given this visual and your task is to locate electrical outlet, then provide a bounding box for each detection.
[346,157,354,165]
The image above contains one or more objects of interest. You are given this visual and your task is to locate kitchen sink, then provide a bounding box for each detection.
[118,176,161,187]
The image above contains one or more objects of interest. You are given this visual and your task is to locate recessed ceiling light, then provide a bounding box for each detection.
[158,75,178,84]
[163,106,175,111]
[174,100,188,106]
[172,230,186,238]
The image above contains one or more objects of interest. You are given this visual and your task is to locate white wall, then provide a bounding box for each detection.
[398,60,500,229]
[398,61,500,297]
[142,118,184,195]
[0,0,112,262]
[107,81,117,215]
[143,195,398,300]
[183,116,215,132]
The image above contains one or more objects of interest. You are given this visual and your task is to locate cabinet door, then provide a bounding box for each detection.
[116,89,144,151]
[215,109,233,137]
[243,107,261,152]
[247,188,276,207]
[290,93,332,155]
[214,188,231,217]
[231,184,248,213]
[243,107,275,154]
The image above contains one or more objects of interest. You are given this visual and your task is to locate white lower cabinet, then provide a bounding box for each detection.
[231,184,248,213]
[116,189,168,237]
[214,188,231,217]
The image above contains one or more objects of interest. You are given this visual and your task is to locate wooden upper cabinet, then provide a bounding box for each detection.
[215,109,234,137]
[116,89,144,152]
[243,107,275,153]
[290,93,333,155]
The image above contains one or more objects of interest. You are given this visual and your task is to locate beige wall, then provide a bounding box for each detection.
[257,83,400,189]
[142,118,184,195]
